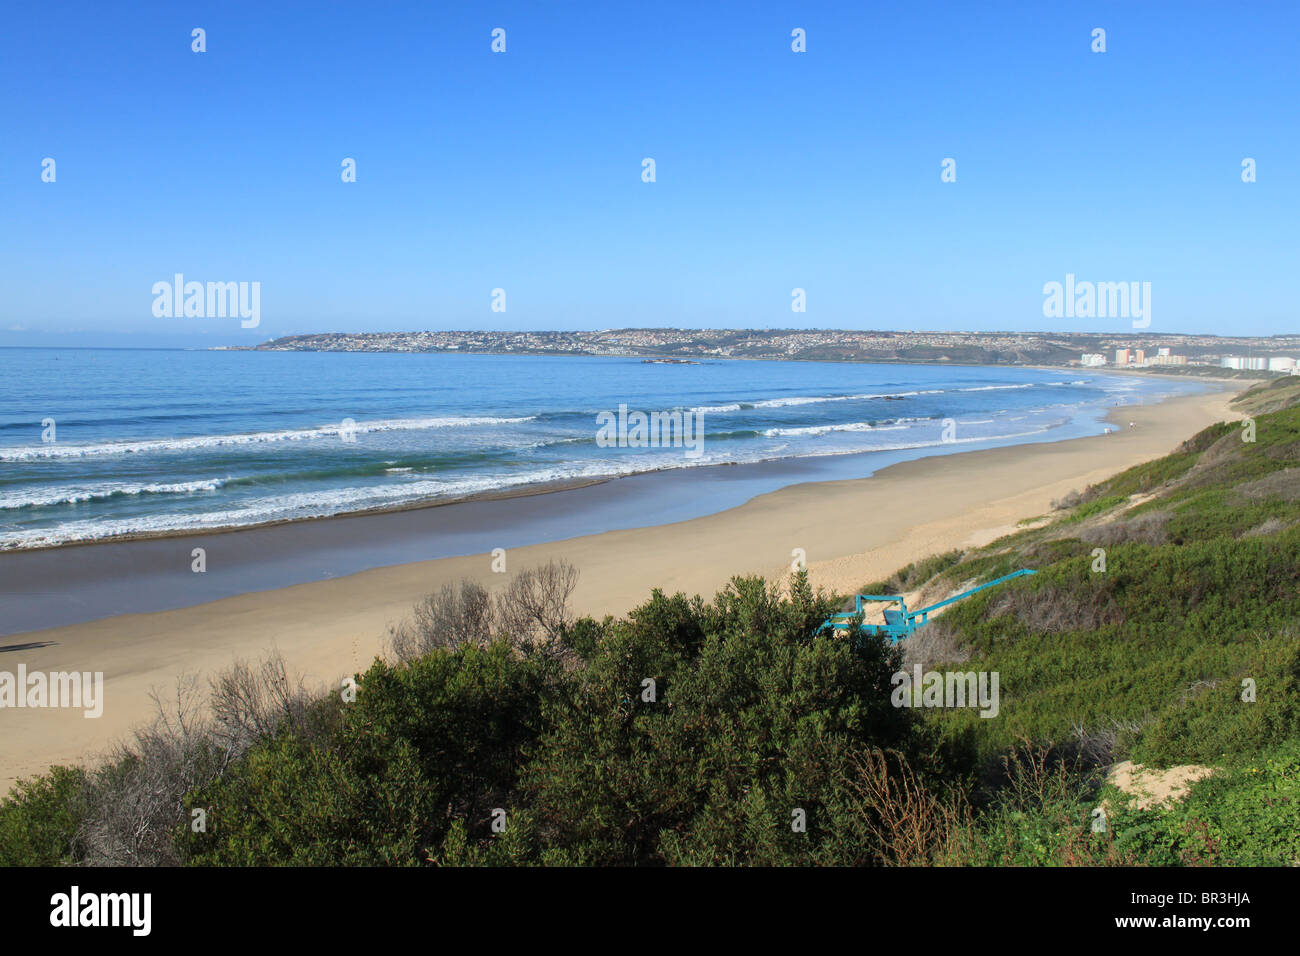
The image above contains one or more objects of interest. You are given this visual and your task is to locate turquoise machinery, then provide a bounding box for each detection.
[820,569,1037,643]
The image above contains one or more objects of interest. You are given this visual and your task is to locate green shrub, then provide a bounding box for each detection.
[0,766,87,866]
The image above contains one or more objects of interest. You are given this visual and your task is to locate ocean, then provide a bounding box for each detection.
[0,348,1203,551]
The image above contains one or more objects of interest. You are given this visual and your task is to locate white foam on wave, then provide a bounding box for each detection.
[685,382,1069,413]
[763,419,923,437]
[0,374,1114,549]
[0,415,1069,550]
[0,416,536,461]
[682,390,945,414]
[0,461,657,549]
[686,403,745,413]
[751,389,945,408]
[0,477,228,510]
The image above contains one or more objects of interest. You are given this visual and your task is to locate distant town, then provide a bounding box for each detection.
[240,329,1300,375]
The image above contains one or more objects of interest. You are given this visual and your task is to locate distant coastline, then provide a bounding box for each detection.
[229,328,1293,379]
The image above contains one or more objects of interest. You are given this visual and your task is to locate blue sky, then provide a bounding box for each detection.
[1,0,1296,346]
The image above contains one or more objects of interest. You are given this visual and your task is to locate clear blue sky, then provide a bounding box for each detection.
[1,0,1296,346]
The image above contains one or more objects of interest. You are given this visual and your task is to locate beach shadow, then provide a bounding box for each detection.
[0,641,57,653]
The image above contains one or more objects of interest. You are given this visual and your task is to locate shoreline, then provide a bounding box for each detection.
[0,366,1233,557]
[0,382,1246,790]
[0,375,1217,637]
[0,472,623,556]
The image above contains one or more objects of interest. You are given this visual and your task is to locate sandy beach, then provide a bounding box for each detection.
[1,382,1245,792]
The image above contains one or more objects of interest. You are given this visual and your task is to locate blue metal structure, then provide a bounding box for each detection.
[820,569,1037,643]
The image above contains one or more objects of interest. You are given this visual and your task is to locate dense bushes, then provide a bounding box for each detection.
[526,576,920,865]
[185,641,551,865]
[0,766,86,866]
[177,572,933,866]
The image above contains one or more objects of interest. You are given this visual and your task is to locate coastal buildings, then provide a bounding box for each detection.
[1113,348,1150,366]
[1108,346,1188,368]
[1147,349,1187,366]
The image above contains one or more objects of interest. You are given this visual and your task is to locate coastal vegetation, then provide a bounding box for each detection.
[4,378,1299,867]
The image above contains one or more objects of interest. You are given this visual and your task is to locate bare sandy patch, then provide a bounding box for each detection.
[1106,760,1215,810]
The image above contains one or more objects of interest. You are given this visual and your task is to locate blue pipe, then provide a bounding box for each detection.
[820,569,1036,643]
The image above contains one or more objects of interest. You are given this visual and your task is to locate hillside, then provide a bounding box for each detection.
[860,375,1300,863]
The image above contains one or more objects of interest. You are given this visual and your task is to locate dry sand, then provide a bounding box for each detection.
[0,384,1245,792]
[1106,760,1216,810]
